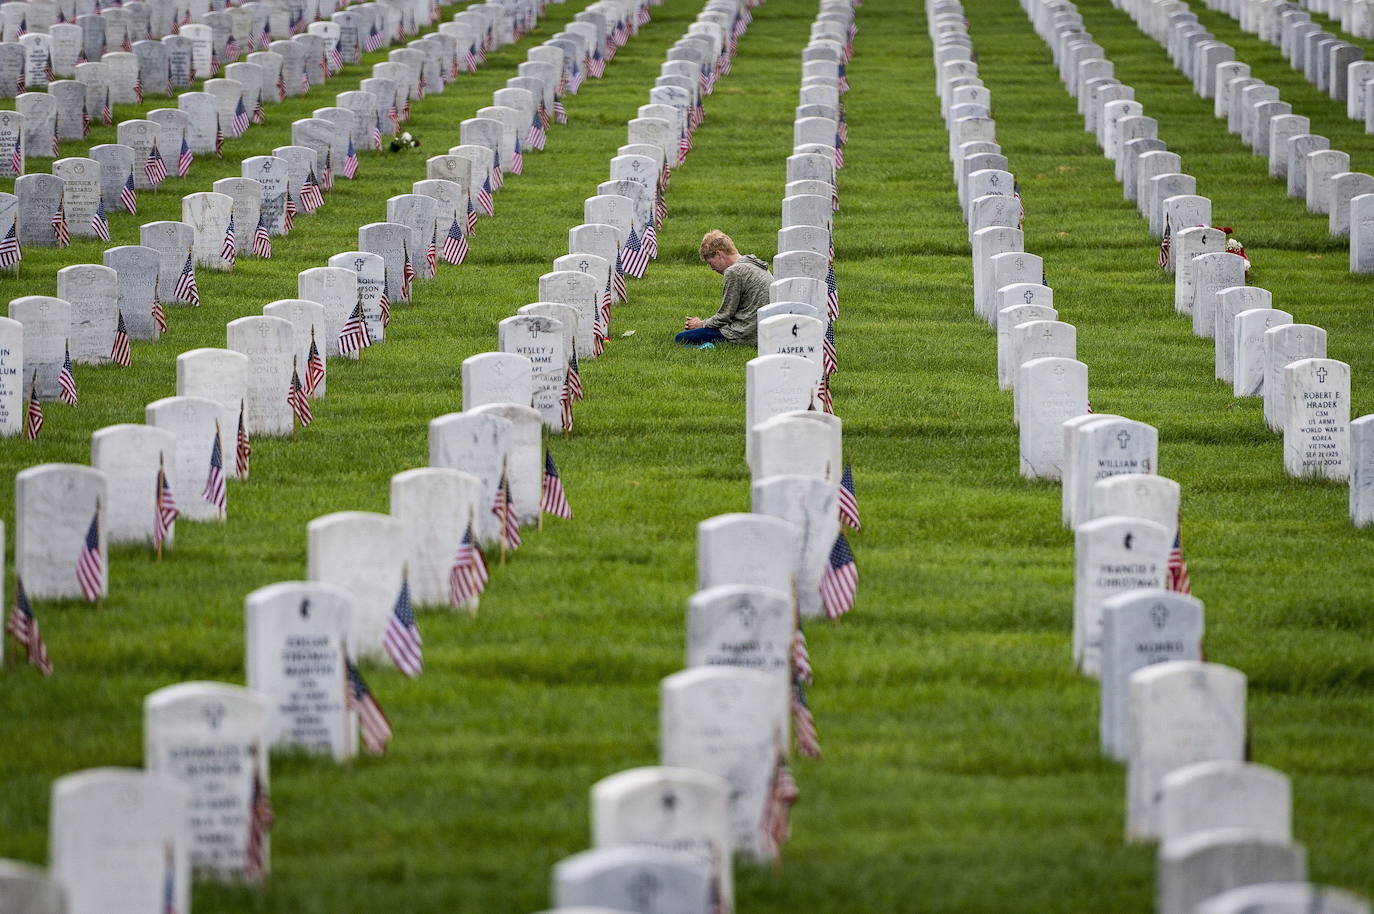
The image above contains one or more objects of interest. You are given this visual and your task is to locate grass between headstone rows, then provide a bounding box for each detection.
[1,0,1372,909]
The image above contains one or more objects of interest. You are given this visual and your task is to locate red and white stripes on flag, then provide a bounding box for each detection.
[236,400,251,479]
[111,310,132,367]
[337,297,371,357]
[540,449,572,518]
[383,575,423,678]
[448,520,488,610]
[120,171,138,215]
[243,765,274,881]
[7,577,52,676]
[58,343,77,406]
[76,506,103,602]
[1168,516,1191,594]
[220,211,236,266]
[175,250,200,306]
[153,457,177,552]
[252,214,272,259]
[838,462,861,530]
[820,531,857,619]
[202,424,226,515]
[441,217,468,265]
[346,659,392,755]
[792,681,820,758]
[25,375,43,440]
[304,332,325,397]
[758,756,799,858]
[491,467,522,551]
[288,363,313,427]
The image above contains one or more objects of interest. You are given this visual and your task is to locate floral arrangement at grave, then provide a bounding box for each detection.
[1219,226,1249,272]
[389,131,421,152]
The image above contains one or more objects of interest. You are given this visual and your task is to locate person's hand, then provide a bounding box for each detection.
[684,316,704,330]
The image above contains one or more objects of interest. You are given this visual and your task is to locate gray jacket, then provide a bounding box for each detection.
[703,254,773,343]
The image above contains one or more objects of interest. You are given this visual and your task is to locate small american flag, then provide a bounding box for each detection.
[219,211,236,266]
[401,245,415,300]
[337,296,371,357]
[90,198,110,241]
[58,342,77,405]
[76,506,103,602]
[298,68,308,94]
[275,68,286,102]
[0,222,20,269]
[327,40,342,72]
[425,224,437,277]
[441,217,467,265]
[224,36,240,62]
[346,660,391,755]
[838,462,860,530]
[214,121,224,159]
[252,213,271,259]
[153,456,176,552]
[121,170,138,214]
[383,575,423,678]
[304,331,325,396]
[826,266,839,320]
[793,623,812,684]
[300,170,324,213]
[553,97,567,124]
[342,138,358,179]
[490,161,503,191]
[464,43,478,71]
[526,110,545,151]
[208,48,220,77]
[145,143,167,187]
[655,191,667,226]
[621,226,648,279]
[8,134,22,177]
[448,520,488,609]
[372,115,383,151]
[677,129,689,166]
[111,310,132,367]
[1168,516,1191,594]
[321,151,332,191]
[149,275,167,334]
[511,137,523,176]
[758,756,798,857]
[820,532,857,619]
[388,103,399,134]
[566,350,583,401]
[378,285,390,328]
[251,99,265,125]
[612,250,627,302]
[1158,214,1172,270]
[202,423,226,514]
[177,133,192,177]
[792,681,820,758]
[491,466,521,551]
[7,577,52,676]
[477,176,494,216]
[175,250,199,305]
[643,219,658,259]
[559,374,574,432]
[243,764,274,881]
[283,195,296,232]
[466,198,478,236]
[834,131,844,169]
[288,363,313,427]
[537,102,550,130]
[24,372,42,440]
[231,97,248,136]
[816,372,833,413]
[822,321,837,376]
[81,102,89,137]
[235,400,251,479]
[590,47,604,77]
[540,449,572,519]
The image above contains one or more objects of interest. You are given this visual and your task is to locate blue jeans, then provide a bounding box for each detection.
[675,327,727,345]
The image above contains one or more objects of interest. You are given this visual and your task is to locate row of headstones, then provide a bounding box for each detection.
[539,5,865,910]
[1008,3,1373,911]
[0,0,582,411]
[0,0,452,106]
[1033,0,1374,522]
[1122,0,1374,271]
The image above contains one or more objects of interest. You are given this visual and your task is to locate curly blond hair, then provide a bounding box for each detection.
[699,230,738,261]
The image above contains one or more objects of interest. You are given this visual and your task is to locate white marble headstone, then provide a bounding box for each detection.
[306,511,406,660]
[15,463,108,600]
[389,467,483,608]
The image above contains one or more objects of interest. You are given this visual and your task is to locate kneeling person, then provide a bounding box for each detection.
[677,230,773,346]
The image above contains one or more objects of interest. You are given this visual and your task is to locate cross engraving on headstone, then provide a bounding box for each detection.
[1317,366,1328,383]
[1042,326,1055,340]
[1150,602,1170,629]
[1117,430,1132,449]
[202,701,227,729]
[1024,290,1035,304]
[299,598,310,618]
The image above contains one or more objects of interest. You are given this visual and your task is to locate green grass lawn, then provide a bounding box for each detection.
[0,0,1371,910]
